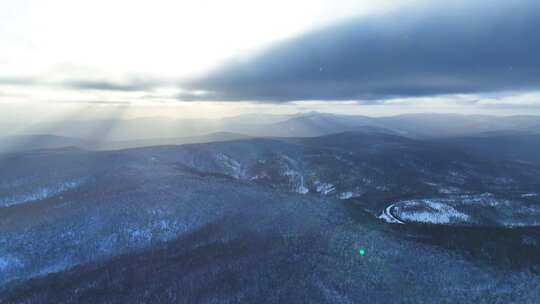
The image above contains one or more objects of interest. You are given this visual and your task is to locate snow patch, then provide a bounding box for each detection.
[339,192,353,200]
[0,179,84,207]
[297,185,309,194]
[395,200,470,224]
[438,186,461,194]
[215,153,243,178]
[127,227,153,243]
[282,168,308,194]
[378,204,405,224]
[315,181,336,195]
[375,185,389,191]
[0,255,22,271]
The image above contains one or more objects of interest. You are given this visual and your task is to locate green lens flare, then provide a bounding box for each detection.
[358,248,365,256]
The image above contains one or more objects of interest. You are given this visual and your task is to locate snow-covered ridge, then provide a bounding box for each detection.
[214,153,244,178]
[0,179,85,207]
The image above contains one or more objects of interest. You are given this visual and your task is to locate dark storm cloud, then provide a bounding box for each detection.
[178,0,540,102]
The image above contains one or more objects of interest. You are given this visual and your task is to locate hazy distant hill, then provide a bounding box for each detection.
[0,132,251,153]
[373,113,540,138]
[263,112,540,138]
[258,112,378,137]
[10,113,540,141]
[0,135,94,154]
[102,132,251,150]
[437,132,540,165]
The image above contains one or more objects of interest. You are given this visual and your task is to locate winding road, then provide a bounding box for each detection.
[378,203,405,224]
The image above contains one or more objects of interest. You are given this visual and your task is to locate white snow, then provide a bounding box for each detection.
[400,211,451,224]
[0,180,83,207]
[521,193,538,198]
[127,227,152,243]
[282,167,308,194]
[249,173,269,180]
[438,186,461,194]
[378,204,405,224]
[376,186,389,191]
[315,182,336,195]
[396,200,470,224]
[455,193,509,207]
[361,178,374,185]
[0,255,21,271]
[297,185,309,194]
[339,192,353,200]
[215,153,243,178]
[494,177,514,184]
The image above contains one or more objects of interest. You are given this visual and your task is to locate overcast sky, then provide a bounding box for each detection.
[1,0,540,120]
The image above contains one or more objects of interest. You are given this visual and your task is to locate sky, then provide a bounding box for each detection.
[1,0,540,122]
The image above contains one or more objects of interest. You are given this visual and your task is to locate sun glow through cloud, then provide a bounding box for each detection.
[1,0,419,119]
[1,0,540,119]
[1,0,399,79]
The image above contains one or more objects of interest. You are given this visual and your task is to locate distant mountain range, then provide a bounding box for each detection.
[0,132,251,153]
[5,112,540,142]
[3,113,540,168]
